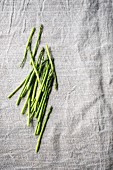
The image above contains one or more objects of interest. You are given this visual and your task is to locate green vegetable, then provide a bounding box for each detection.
[21,84,33,114]
[35,106,53,152]
[31,24,43,62]
[34,62,50,110]
[29,47,40,83]
[16,70,33,105]
[20,27,35,67]
[8,79,26,98]
[35,90,49,135]
[35,70,53,118]
[31,79,38,101]
[46,44,58,90]
[31,48,45,101]
[35,75,53,135]
[8,25,58,153]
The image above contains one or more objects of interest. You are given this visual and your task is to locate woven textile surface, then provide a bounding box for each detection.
[0,0,113,169]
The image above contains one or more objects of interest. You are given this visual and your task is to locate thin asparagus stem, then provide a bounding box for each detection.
[34,66,47,111]
[21,84,33,114]
[31,97,36,104]
[36,121,41,135]
[16,70,33,105]
[29,48,40,83]
[26,71,36,90]
[35,91,46,118]
[34,63,50,111]
[31,53,45,101]
[37,83,52,123]
[34,72,52,115]
[35,106,53,152]
[35,91,47,121]
[46,44,58,90]
[35,76,53,135]
[8,79,26,98]
[20,27,35,67]
[30,110,35,120]
[35,97,47,135]
[35,70,53,118]
[26,64,39,93]
[31,100,36,111]
[36,101,48,135]
[31,79,38,101]
[30,25,43,63]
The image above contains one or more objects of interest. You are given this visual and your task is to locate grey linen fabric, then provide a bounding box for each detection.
[0,0,113,169]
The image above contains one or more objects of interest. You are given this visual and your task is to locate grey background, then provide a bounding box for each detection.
[0,0,113,169]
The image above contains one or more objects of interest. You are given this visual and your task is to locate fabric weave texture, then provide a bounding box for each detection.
[0,0,113,169]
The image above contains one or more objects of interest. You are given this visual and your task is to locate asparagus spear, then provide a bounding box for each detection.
[37,78,53,123]
[30,63,51,121]
[8,79,26,98]
[35,91,49,135]
[35,106,53,152]
[35,75,54,135]
[35,70,53,118]
[46,44,58,90]
[29,47,40,83]
[31,24,43,63]
[21,84,33,114]
[16,70,33,105]
[34,62,50,111]
[20,27,35,67]
[31,63,48,119]
[31,48,45,101]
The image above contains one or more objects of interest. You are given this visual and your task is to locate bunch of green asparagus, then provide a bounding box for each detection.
[8,25,58,152]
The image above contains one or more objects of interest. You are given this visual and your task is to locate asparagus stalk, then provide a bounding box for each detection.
[31,48,45,101]
[35,98,49,135]
[35,75,53,135]
[35,106,53,152]
[34,63,50,111]
[37,78,53,123]
[16,70,33,105]
[30,69,47,118]
[31,79,38,101]
[35,121,41,135]
[26,47,45,96]
[29,47,40,83]
[35,92,48,135]
[20,27,35,67]
[35,70,53,118]
[46,44,58,90]
[30,24,43,63]
[8,79,26,98]
[21,84,33,114]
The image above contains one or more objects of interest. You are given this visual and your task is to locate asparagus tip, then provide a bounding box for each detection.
[55,82,58,90]
[34,131,38,136]
[32,27,36,31]
[40,24,43,31]
[48,106,53,114]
